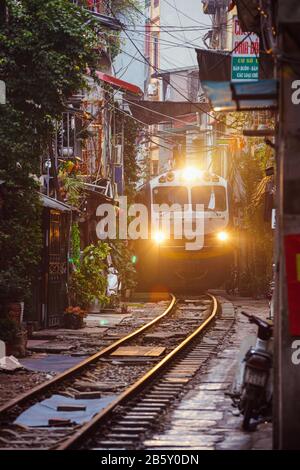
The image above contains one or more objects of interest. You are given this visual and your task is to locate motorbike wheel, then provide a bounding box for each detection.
[243,399,255,431]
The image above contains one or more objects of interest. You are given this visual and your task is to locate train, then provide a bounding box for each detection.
[132,167,235,292]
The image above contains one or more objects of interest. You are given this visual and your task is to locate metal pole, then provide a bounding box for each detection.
[274,0,300,449]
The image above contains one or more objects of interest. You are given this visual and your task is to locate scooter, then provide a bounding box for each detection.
[234,311,273,431]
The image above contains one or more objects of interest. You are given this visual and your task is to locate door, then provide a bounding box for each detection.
[47,210,68,327]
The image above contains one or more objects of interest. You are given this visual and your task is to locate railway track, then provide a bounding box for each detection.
[0,293,221,450]
[64,294,230,450]
[0,294,176,417]
[0,293,236,450]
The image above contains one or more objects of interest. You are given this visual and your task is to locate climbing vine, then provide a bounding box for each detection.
[0,1,98,306]
[69,241,110,308]
[70,222,81,268]
[226,112,275,297]
[111,108,144,293]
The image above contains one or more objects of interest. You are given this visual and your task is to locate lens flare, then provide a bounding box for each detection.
[182,167,202,181]
[217,231,229,242]
[153,230,165,244]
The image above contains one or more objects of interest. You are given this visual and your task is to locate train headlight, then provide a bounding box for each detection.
[182,166,202,182]
[153,230,165,244]
[217,231,229,242]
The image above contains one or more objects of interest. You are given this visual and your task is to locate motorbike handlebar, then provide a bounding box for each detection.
[240,311,273,337]
[241,311,251,318]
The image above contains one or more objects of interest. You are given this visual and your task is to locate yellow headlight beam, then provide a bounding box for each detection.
[217,231,229,242]
[153,230,165,244]
[182,167,203,182]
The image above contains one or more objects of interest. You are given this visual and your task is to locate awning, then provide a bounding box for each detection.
[40,194,72,212]
[85,10,122,31]
[83,181,116,204]
[96,71,143,96]
[126,100,210,125]
[202,79,278,112]
[196,48,274,82]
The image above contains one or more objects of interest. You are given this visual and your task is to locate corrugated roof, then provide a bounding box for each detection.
[40,194,72,212]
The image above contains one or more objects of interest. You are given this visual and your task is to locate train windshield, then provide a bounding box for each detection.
[152,186,188,211]
[191,186,226,211]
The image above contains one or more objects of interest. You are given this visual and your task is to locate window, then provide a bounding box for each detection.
[191,186,227,212]
[152,186,188,209]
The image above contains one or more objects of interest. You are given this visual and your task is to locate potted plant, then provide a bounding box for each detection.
[0,270,27,325]
[63,306,87,330]
[68,241,110,317]
[0,317,20,356]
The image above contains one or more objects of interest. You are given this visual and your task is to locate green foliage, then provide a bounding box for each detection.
[0,317,20,344]
[0,151,42,302]
[1,0,98,121]
[106,1,142,64]
[109,240,137,292]
[70,222,81,268]
[115,108,143,204]
[234,126,274,297]
[106,31,122,60]
[0,1,98,304]
[70,241,110,308]
[110,0,142,22]
[112,109,144,293]
[59,171,85,207]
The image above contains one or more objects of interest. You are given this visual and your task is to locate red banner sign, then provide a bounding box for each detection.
[285,234,300,336]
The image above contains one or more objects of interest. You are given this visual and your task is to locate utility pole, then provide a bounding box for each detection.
[274,0,300,449]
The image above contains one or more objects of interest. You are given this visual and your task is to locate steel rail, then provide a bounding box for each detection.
[57,294,218,450]
[0,294,177,416]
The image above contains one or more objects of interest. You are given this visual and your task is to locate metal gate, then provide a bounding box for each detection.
[47,210,68,327]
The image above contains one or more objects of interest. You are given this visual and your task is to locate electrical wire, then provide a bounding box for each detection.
[115,49,139,79]
[123,97,241,138]
[118,47,196,78]
[162,0,225,28]
[108,6,251,132]
[107,99,215,150]
[105,98,195,139]
[122,0,211,50]
[202,32,251,76]
[106,96,238,152]
[172,0,198,63]
[100,75,239,141]
[123,30,206,50]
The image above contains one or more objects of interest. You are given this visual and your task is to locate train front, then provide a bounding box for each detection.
[134,167,234,292]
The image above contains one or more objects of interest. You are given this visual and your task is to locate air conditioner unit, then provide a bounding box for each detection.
[148,82,158,96]
[165,84,171,101]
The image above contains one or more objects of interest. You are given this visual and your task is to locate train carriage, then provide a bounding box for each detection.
[133,167,234,292]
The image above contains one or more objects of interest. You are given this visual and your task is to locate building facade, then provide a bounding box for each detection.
[142,1,216,176]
